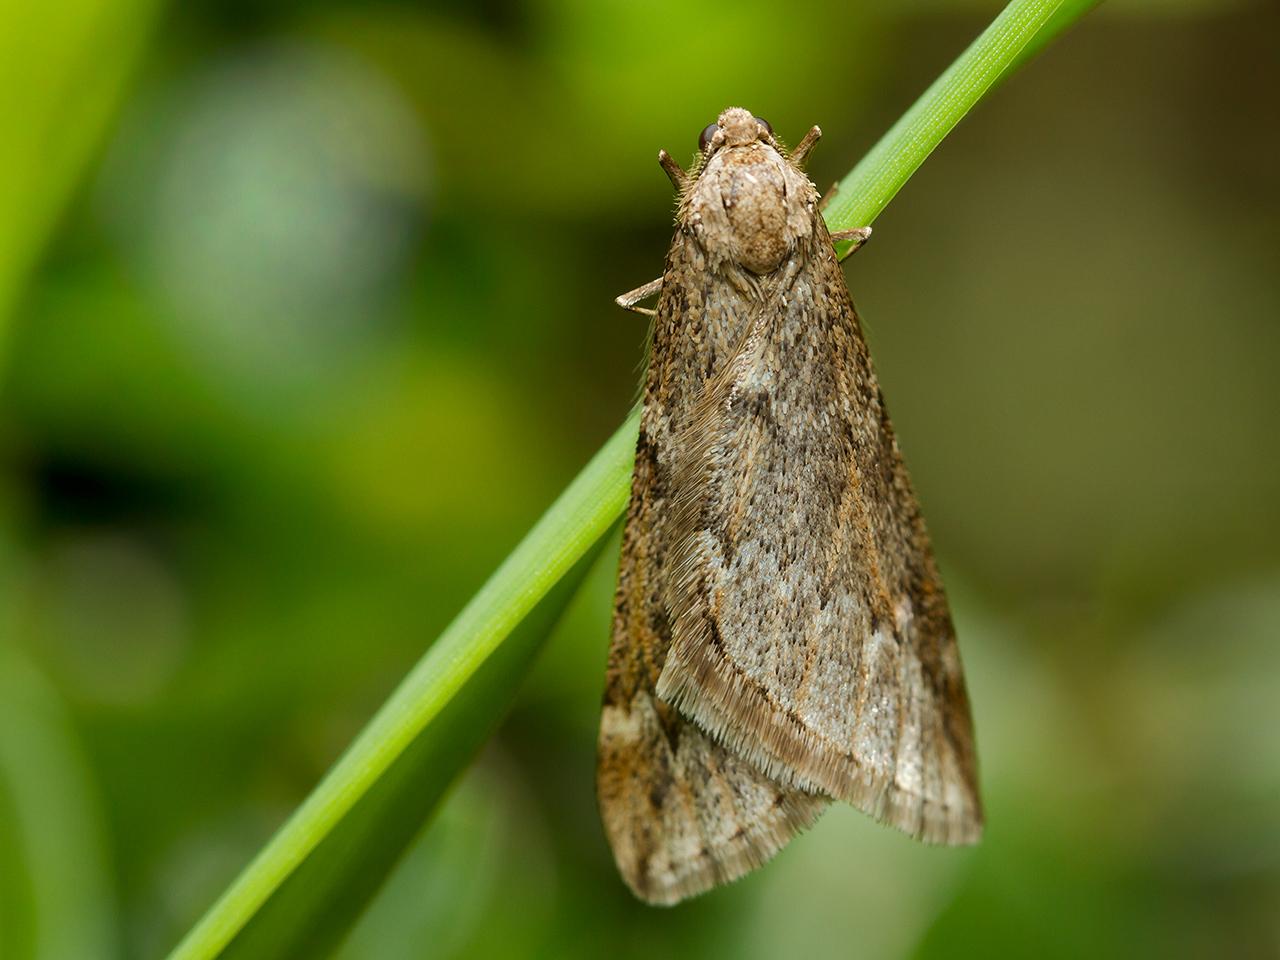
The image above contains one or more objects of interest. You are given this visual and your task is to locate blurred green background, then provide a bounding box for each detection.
[2,0,1278,957]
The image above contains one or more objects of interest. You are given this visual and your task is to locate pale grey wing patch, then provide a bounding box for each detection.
[860,623,979,844]
[597,692,827,906]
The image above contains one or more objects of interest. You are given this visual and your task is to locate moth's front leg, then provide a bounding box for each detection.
[615,276,664,317]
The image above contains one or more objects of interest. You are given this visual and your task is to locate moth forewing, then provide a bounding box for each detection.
[597,106,982,906]
[597,224,827,906]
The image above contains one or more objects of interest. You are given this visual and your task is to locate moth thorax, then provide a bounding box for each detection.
[723,157,788,275]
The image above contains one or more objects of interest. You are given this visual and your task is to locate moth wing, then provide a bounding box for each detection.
[656,221,983,845]
[598,689,825,906]
[598,328,825,903]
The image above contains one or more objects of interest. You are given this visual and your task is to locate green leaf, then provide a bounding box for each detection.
[0,6,166,938]
[167,0,1098,955]
[0,0,165,347]
[0,647,117,960]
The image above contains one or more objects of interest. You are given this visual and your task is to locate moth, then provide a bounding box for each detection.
[596,107,983,906]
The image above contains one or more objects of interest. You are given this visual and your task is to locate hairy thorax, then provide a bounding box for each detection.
[686,142,817,277]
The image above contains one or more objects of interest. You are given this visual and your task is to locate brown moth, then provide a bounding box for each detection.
[597,107,982,906]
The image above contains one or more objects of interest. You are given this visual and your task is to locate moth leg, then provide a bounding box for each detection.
[831,226,873,259]
[791,125,822,167]
[615,276,664,316]
[658,149,687,191]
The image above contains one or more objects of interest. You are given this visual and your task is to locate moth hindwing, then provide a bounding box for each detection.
[597,107,982,906]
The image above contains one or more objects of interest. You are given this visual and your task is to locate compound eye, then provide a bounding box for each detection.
[698,122,718,154]
[755,116,773,136]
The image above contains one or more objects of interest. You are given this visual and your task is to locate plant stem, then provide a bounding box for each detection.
[826,0,1071,249]
[169,413,638,959]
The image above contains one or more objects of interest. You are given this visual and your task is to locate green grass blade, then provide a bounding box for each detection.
[0,645,117,960]
[1004,0,1106,79]
[825,0,1073,247]
[168,412,639,959]
[168,0,1098,955]
[218,543,611,957]
[0,0,164,352]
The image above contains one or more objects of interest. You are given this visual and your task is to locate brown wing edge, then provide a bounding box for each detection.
[598,692,828,906]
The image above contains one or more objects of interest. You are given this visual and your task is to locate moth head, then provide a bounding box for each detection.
[699,107,774,157]
[686,106,812,276]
